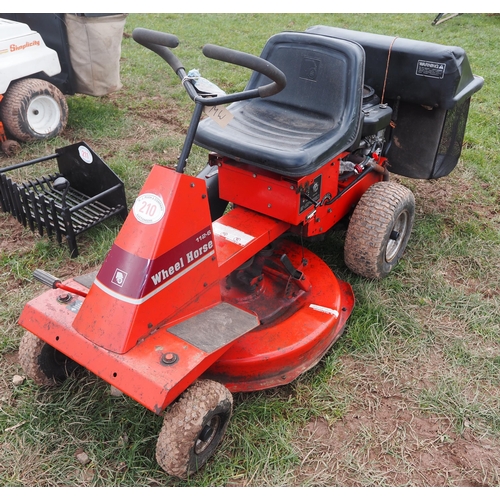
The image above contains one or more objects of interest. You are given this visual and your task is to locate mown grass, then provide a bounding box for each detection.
[1,13,499,486]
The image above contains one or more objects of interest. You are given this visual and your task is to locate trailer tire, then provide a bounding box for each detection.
[0,78,68,142]
[156,379,233,479]
[344,182,415,279]
[18,331,81,386]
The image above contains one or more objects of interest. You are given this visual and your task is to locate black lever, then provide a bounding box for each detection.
[280,254,304,280]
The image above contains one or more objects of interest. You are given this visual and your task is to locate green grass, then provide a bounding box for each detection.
[1,13,500,487]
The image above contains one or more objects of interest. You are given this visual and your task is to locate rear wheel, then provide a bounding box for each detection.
[344,182,415,279]
[156,379,233,478]
[18,331,81,386]
[0,78,68,142]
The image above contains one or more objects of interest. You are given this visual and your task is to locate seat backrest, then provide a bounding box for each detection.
[246,31,365,129]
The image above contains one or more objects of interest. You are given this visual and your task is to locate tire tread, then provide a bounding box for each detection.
[344,182,415,279]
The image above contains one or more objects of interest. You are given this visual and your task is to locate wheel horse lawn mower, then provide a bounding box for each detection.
[17,26,483,478]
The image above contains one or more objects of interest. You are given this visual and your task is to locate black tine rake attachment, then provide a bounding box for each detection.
[0,142,127,257]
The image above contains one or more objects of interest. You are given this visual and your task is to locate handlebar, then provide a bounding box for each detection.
[132,28,179,49]
[202,44,286,98]
[132,27,286,99]
[132,27,287,173]
[132,28,183,73]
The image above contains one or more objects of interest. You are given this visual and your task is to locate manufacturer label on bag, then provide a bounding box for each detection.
[416,60,446,79]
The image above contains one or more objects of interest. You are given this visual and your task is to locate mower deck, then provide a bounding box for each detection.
[19,234,353,413]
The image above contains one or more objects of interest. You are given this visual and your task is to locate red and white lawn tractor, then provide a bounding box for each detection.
[16,26,483,478]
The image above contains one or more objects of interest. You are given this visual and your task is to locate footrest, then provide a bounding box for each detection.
[0,142,127,257]
[168,302,259,353]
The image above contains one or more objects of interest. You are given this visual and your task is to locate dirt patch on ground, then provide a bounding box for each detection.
[133,100,188,135]
[293,356,500,486]
[0,214,37,258]
[410,173,500,223]
[410,178,457,215]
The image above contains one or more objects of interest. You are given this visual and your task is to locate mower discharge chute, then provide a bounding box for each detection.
[17,26,483,479]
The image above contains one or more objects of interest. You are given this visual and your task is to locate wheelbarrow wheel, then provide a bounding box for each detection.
[0,78,68,142]
[344,181,415,279]
[18,331,82,386]
[156,379,233,479]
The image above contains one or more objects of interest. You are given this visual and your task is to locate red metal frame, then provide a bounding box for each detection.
[18,151,383,414]
[217,154,384,238]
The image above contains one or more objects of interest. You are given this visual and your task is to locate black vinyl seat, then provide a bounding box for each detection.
[194,31,366,178]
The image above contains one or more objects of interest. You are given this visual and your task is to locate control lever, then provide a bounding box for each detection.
[33,269,88,298]
[280,255,311,291]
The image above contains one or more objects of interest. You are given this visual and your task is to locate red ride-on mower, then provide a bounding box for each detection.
[17,27,483,478]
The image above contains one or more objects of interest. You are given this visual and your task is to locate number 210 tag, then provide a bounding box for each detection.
[133,193,165,225]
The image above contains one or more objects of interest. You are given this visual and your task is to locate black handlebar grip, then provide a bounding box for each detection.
[132,28,179,49]
[132,28,183,73]
[202,44,286,98]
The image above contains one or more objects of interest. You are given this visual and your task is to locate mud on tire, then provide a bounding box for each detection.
[18,331,81,386]
[0,78,68,142]
[156,379,233,479]
[344,181,415,279]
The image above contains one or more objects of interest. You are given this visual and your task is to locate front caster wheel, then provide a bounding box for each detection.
[344,181,415,279]
[156,379,233,479]
[18,331,82,386]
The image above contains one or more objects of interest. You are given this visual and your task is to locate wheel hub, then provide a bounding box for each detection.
[386,211,408,262]
[27,95,61,135]
[195,415,221,454]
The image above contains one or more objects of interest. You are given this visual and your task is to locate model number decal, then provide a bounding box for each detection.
[212,222,254,246]
[196,229,212,243]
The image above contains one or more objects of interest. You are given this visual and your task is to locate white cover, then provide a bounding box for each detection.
[0,19,61,94]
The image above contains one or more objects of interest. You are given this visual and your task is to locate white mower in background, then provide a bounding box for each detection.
[0,18,68,155]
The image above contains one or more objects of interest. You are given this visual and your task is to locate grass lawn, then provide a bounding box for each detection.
[0,13,499,486]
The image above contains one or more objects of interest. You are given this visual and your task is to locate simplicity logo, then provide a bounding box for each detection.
[10,40,40,52]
